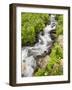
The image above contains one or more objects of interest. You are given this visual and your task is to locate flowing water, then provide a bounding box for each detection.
[21,15,57,77]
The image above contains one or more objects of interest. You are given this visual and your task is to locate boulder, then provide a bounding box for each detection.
[36,55,50,69]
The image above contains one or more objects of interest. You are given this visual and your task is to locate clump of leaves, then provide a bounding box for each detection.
[34,68,45,76]
[21,13,49,46]
[56,15,63,36]
[46,42,63,75]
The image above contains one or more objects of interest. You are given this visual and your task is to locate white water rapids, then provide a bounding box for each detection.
[21,15,57,77]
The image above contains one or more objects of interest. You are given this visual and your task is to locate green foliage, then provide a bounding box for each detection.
[34,68,45,76]
[21,13,49,46]
[56,15,63,36]
[50,43,63,61]
[22,25,36,46]
[46,42,63,75]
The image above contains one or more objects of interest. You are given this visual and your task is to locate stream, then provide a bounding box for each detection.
[21,15,57,77]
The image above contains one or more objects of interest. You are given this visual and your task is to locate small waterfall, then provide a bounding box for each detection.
[21,15,57,77]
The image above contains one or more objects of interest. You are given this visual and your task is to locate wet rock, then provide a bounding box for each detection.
[21,63,34,77]
[60,59,63,66]
[36,55,50,69]
[57,35,63,48]
[21,56,36,77]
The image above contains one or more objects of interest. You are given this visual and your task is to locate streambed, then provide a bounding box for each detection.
[21,15,57,77]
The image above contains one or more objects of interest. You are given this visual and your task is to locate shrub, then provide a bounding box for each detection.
[21,13,49,46]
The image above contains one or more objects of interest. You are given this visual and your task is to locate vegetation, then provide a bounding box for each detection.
[56,15,63,36]
[21,13,49,46]
[21,13,63,76]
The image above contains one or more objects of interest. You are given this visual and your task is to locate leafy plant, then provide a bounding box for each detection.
[46,42,63,75]
[21,13,49,46]
[56,15,63,36]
